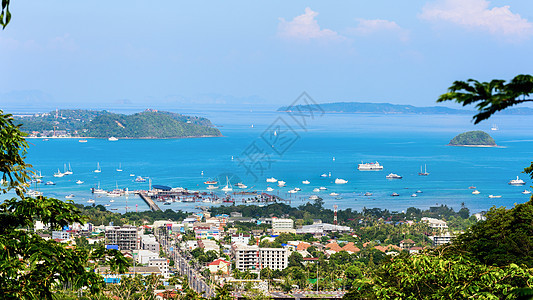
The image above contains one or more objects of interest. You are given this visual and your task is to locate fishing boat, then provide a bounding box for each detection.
[76,180,84,184]
[309,195,319,200]
[108,136,118,141]
[288,189,298,194]
[416,190,422,193]
[104,204,111,207]
[34,170,44,179]
[94,162,101,173]
[294,187,301,191]
[335,178,348,184]
[418,164,429,176]
[469,186,476,189]
[27,190,43,197]
[109,199,115,203]
[302,180,310,185]
[364,192,373,196]
[266,177,277,183]
[491,124,499,131]
[472,190,481,195]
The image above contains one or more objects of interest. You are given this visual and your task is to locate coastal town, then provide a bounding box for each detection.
[38,203,475,299]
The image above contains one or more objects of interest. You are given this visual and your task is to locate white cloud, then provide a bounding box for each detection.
[420,0,533,39]
[278,7,344,41]
[350,19,409,42]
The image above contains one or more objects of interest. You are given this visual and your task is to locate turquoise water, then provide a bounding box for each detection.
[14,110,533,214]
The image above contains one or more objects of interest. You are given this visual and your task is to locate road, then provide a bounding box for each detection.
[158,234,214,298]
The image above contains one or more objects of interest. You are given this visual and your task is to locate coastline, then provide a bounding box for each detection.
[25,134,223,140]
[447,144,501,148]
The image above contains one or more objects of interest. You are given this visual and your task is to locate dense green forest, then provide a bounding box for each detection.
[15,109,222,138]
[449,130,496,146]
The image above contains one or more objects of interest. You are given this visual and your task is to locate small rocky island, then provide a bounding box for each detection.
[449,130,497,147]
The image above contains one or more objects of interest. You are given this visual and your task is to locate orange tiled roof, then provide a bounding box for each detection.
[325,242,343,252]
[297,242,311,251]
[342,242,360,253]
[209,259,230,266]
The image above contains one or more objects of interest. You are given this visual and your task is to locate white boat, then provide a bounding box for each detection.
[509,176,526,186]
[309,195,319,200]
[386,173,402,179]
[411,193,417,197]
[116,163,123,172]
[320,173,328,177]
[104,204,111,207]
[87,199,95,204]
[488,195,502,198]
[491,124,499,131]
[65,194,75,199]
[108,136,118,141]
[364,192,373,196]
[277,181,286,187]
[358,161,384,171]
[288,189,298,194]
[328,172,331,177]
[79,139,87,143]
[335,178,348,184]
[472,190,481,195]
[221,177,233,192]
[266,177,277,183]
[107,191,121,197]
[27,190,43,197]
[236,182,248,189]
[34,170,44,179]
[302,180,310,185]
[76,180,84,184]
[266,187,274,192]
[416,190,422,193]
[206,185,219,190]
[418,164,429,176]
[93,188,106,194]
[319,187,327,190]
[391,192,400,196]
[63,163,73,175]
[45,181,55,185]
[94,162,101,173]
[129,174,135,177]
[522,190,532,194]
[109,199,115,203]
[294,187,301,191]
[329,192,339,196]
[135,176,146,182]
[53,169,64,177]
[313,188,320,192]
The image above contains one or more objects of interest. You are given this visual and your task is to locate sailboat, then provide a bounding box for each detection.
[53,168,64,177]
[221,177,233,192]
[418,164,429,176]
[94,162,101,173]
[116,163,123,172]
[491,124,499,131]
[64,163,73,175]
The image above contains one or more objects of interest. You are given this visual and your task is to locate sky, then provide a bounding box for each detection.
[1,0,533,112]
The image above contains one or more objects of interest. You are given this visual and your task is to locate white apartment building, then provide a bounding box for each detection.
[140,234,160,253]
[148,258,170,278]
[232,244,289,271]
[52,231,70,240]
[272,218,295,234]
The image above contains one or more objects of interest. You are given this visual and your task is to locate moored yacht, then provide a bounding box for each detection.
[335,178,348,184]
[53,169,64,177]
[236,182,248,189]
[266,177,277,183]
[108,136,118,141]
[472,190,480,195]
[266,187,274,192]
[358,161,383,171]
[313,188,320,192]
[302,180,310,185]
[418,164,429,176]
[386,173,402,179]
[488,195,502,198]
[277,181,286,187]
[508,176,526,186]
[319,186,327,190]
[206,185,219,190]
[76,180,84,184]
[329,192,339,196]
[391,192,399,196]
[221,177,233,192]
[522,190,532,194]
[87,199,95,204]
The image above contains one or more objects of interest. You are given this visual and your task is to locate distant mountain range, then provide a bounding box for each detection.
[277,101,533,115]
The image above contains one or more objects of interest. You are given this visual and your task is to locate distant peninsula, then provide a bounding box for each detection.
[449,131,497,147]
[15,109,222,139]
[277,101,533,115]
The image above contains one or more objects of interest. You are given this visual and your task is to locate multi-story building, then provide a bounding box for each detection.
[272,218,295,234]
[231,233,251,245]
[105,225,139,250]
[52,230,70,240]
[232,243,288,271]
[148,258,169,278]
[140,234,160,253]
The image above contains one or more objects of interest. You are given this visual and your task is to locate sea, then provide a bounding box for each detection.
[11,109,533,215]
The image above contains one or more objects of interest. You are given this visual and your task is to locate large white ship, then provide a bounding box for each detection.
[509,176,526,186]
[358,161,384,171]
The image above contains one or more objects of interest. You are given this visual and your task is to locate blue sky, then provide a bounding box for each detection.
[1,0,533,111]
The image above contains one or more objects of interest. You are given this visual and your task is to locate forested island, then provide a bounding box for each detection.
[449,130,497,147]
[15,109,222,138]
[278,101,533,115]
